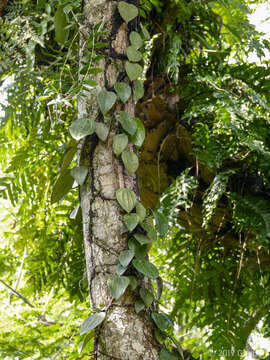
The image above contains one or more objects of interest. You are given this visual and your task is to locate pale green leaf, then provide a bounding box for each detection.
[140,288,154,307]
[116,188,137,213]
[119,111,137,136]
[70,166,88,186]
[132,259,159,279]
[128,276,138,290]
[130,31,143,49]
[54,6,69,45]
[128,238,148,259]
[136,202,146,222]
[108,275,130,300]
[116,262,127,275]
[112,134,128,156]
[95,122,109,142]
[135,299,145,313]
[153,211,169,236]
[121,150,139,175]
[80,312,106,335]
[97,90,117,115]
[133,80,144,103]
[125,61,143,81]
[130,117,145,147]
[118,1,138,23]
[124,213,140,232]
[127,46,142,62]
[69,118,95,141]
[134,233,151,245]
[114,82,131,103]
[119,249,135,267]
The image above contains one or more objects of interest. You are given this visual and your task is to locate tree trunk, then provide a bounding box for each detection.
[79,1,160,358]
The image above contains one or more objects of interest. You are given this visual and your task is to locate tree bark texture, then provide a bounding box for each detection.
[79,0,160,359]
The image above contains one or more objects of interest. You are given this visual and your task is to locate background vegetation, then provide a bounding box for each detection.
[0,0,270,358]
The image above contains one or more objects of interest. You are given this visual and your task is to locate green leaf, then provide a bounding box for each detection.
[94,122,109,142]
[135,299,145,313]
[151,312,172,331]
[51,169,74,204]
[108,275,130,300]
[60,141,77,171]
[54,6,69,45]
[154,329,165,344]
[70,166,88,186]
[116,188,137,213]
[80,312,106,335]
[153,211,168,236]
[136,202,146,222]
[114,82,131,103]
[112,134,128,156]
[140,288,154,307]
[140,23,150,40]
[69,117,95,141]
[118,111,137,136]
[130,117,145,147]
[119,249,135,267]
[125,62,143,81]
[132,259,159,279]
[118,1,138,23]
[128,238,148,259]
[159,349,179,360]
[128,276,138,290]
[97,90,117,115]
[116,262,127,275]
[133,80,144,103]
[142,222,158,242]
[124,213,139,232]
[78,331,95,354]
[127,46,142,62]
[130,31,143,49]
[134,233,151,245]
[121,150,139,175]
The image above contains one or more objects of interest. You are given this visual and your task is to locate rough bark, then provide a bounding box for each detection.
[79,0,160,359]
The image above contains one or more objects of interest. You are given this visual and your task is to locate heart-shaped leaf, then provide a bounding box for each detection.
[153,211,169,236]
[128,276,138,290]
[94,122,109,142]
[125,61,143,81]
[108,275,130,300]
[136,202,146,222]
[124,213,139,232]
[70,166,88,186]
[134,233,151,245]
[154,329,165,345]
[127,46,142,62]
[133,80,144,103]
[130,31,143,49]
[118,1,138,23]
[80,312,106,335]
[116,188,137,213]
[118,111,137,136]
[78,331,95,354]
[128,238,148,259]
[114,82,131,103]
[119,249,135,267]
[140,288,154,308]
[121,150,139,175]
[130,117,145,147]
[51,169,74,204]
[69,117,95,141]
[132,259,159,279]
[97,90,117,115]
[135,299,145,314]
[159,349,179,360]
[116,262,127,275]
[112,134,128,156]
[54,6,69,45]
[151,312,172,332]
